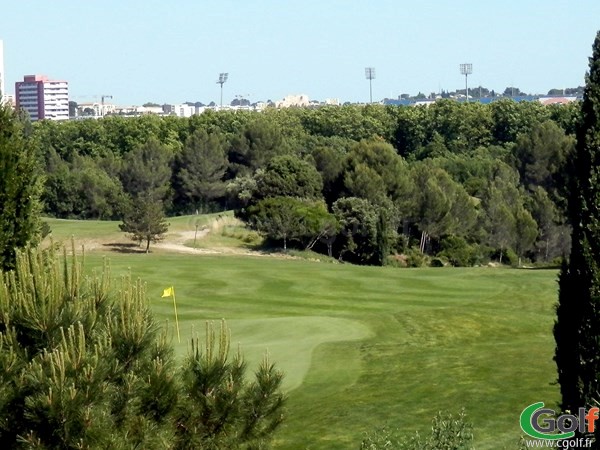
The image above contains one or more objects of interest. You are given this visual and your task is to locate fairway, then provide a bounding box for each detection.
[78,249,559,449]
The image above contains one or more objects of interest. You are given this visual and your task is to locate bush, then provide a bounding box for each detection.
[491,247,519,266]
[405,248,427,268]
[361,409,474,449]
[385,249,429,268]
[430,257,446,267]
[361,425,402,449]
[437,236,475,267]
[385,254,407,268]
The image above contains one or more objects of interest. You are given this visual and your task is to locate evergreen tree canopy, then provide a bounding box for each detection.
[554,30,600,445]
[0,105,43,271]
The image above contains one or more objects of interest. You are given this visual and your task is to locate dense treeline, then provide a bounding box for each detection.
[33,99,580,265]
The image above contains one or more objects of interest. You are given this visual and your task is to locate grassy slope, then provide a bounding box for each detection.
[77,249,557,450]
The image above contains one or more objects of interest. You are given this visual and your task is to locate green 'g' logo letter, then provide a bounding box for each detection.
[520,402,575,441]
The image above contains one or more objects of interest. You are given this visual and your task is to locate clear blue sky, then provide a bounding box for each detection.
[1,0,599,105]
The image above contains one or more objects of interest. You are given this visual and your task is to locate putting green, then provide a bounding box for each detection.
[224,316,371,390]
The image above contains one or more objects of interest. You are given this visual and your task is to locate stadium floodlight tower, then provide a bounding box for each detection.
[365,67,375,104]
[217,73,228,109]
[459,63,473,103]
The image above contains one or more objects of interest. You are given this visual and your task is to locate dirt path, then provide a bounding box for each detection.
[153,228,245,255]
[64,216,298,260]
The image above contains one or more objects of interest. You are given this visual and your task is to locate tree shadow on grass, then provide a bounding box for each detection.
[103,242,147,254]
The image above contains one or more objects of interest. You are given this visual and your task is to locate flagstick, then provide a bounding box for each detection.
[172,288,181,343]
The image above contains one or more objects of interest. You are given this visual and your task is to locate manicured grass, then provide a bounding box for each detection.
[44,212,235,237]
[78,250,558,450]
[44,217,122,241]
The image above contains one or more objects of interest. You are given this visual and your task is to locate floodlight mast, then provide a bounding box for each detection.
[459,63,473,103]
[216,73,228,108]
[365,67,375,103]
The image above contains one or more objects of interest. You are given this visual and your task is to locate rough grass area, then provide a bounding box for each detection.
[48,217,559,449]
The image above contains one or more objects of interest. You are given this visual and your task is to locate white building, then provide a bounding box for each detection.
[15,75,69,121]
[77,102,116,117]
[276,94,309,108]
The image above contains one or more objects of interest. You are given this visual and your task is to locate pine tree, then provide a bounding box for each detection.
[0,245,286,448]
[0,104,43,271]
[120,192,170,253]
[554,30,600,443]
[0,244,178,448]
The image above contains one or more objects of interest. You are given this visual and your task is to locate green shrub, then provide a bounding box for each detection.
[360,425,402,449]
[385,254,407,268]
[492,248,519,266]
[361,409,474,449]
[405,248,427,268]
[430,257,446,267]
[437,236,475,267]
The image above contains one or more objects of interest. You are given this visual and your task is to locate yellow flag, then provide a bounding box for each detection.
[162,286,174,298]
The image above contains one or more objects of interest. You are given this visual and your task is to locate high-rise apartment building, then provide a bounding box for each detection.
[15,74,69,121]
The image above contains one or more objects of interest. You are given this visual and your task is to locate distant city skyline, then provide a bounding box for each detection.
[1,1,599,106]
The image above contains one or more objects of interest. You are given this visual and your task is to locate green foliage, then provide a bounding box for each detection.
[175,129,228,213]
[428,100,493,153]
[344,140,411,205]
[361,409,474,450]
[0,104,43,271]
[247,196,334,251]
[491,247,519,267]
[404,248,427,267]
[514,120,574,208]
[0,246,286,449]
[513,204,538,263]
[255,154,323,201]
[120,138,172,201]
[0,245,177,448]
[332,197,379,264]
[479,168,538,264]
[43,152,127,219]
[428,148,514,198]
[429,257,446,267]
[376,210,391,266]
[119,193,170,252]
[410,164,477,241]
[490,99,551,144]
[390,105,429,157]
[174,321,285,450]
[311,142,347,205]
[228,117,290,176]
[25,90,590,266]
[437,236,478,267]
[299,104,394,142]
[527,187,570,262]
[555,30,600,439]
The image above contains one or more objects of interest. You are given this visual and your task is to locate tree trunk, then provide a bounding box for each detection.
[283,236,287,251]
[499,248,503,264]
[146,238,151,253]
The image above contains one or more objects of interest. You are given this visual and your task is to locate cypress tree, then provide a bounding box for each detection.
[554,30,600,439]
